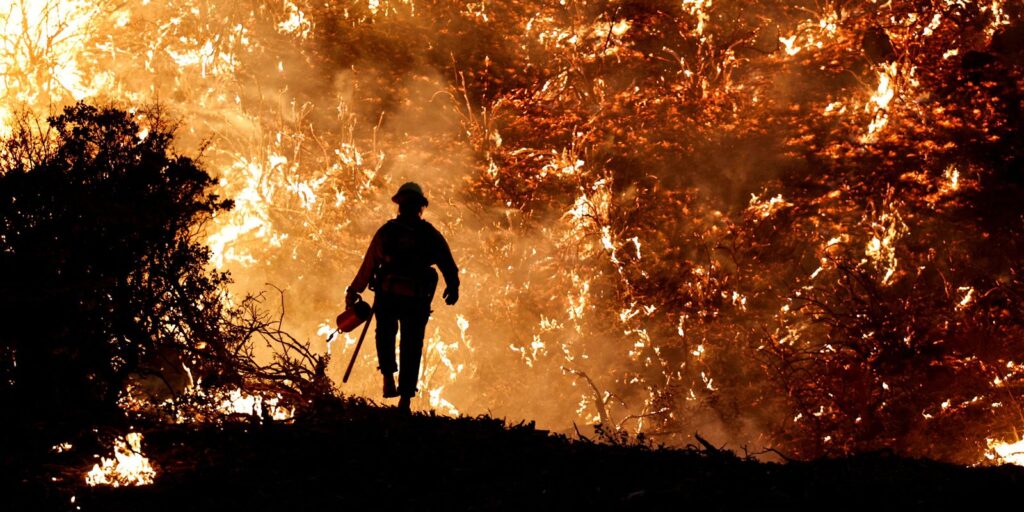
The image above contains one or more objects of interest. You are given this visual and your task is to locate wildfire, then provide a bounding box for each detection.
[5,0,1023,466]
[84,433,156,487]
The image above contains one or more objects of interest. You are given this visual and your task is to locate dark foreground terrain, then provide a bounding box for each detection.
[5,397,1023,511]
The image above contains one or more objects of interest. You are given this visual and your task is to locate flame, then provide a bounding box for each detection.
[427,386,460,415]
[984,0,1010,38]
[85,433,156,487]
[862,63,899,142]
[777,11,842,57]
[985,437,1024,466]
[779,35,801,56]
[219,388,293,421]
[943,165,960,193]
[119,380,295,424]
[956,286,975,310]
[0,0,105,134]
[748,193,792,219]
[681,0,712,36]
[277,0,311,38]
[863,196,907,286]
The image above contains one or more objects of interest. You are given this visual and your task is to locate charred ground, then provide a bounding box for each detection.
[5,396,1024,511]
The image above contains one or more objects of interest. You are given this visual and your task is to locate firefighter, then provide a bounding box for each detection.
[346,182,459,412]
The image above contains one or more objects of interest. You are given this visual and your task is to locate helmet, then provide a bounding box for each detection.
[391,181,429,206]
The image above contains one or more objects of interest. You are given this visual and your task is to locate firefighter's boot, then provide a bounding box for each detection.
[382,373,399,398]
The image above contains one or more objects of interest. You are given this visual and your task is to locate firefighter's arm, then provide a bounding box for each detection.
[347,229,384,304]
[433,229,460,305]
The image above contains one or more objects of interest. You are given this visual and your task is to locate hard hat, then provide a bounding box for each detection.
[391,181,429,206]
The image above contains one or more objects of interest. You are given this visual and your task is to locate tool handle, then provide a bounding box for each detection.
[342,310,373,383]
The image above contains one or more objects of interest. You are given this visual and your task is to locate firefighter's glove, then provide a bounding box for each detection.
[443,286,459,306]
[345,287,361,308]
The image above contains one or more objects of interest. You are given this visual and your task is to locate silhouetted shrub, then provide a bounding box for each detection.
[0,103,234,425]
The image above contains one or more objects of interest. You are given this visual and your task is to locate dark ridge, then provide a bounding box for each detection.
[5,397,1023,511]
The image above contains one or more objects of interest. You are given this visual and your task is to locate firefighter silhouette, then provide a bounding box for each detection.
[346,182,459,412]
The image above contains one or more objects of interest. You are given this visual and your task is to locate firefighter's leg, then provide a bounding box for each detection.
[397,299,430,398]
[374,296,399,375]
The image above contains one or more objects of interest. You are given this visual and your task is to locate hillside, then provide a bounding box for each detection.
[6,397,1023,511]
